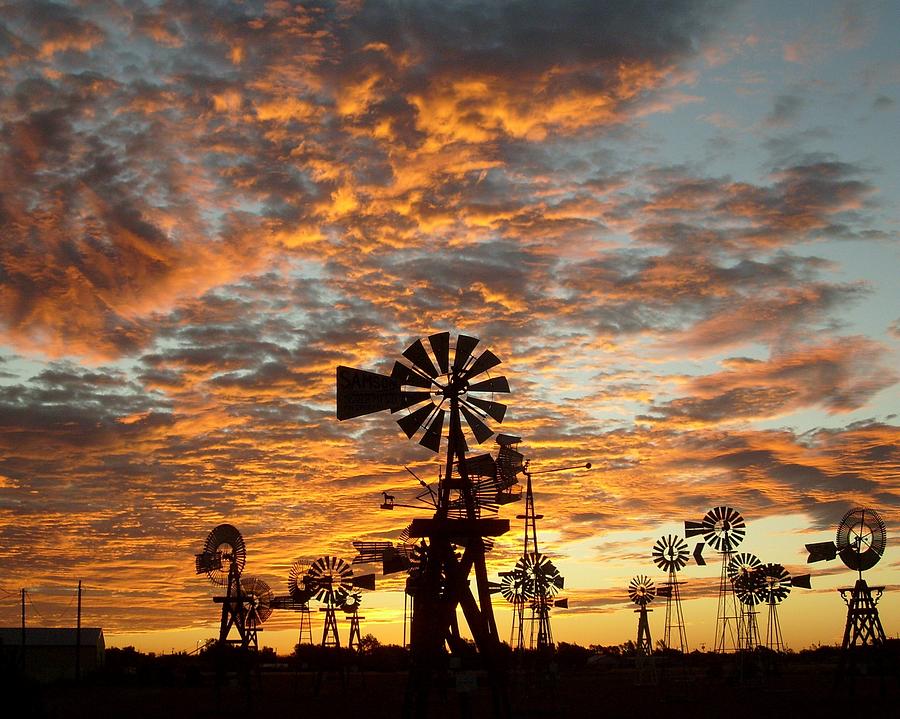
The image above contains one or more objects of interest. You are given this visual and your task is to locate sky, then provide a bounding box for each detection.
[0,0,897,654]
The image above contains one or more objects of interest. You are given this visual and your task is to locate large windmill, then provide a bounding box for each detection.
[651,534,689,652]
[336,332,512,715]
[686,506,746,652]
[806,507,887,658]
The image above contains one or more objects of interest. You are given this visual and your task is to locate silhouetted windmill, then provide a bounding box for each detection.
[757,563,811,651]
[686,506,746,652]
[652,534,689,652]
[501,437,586,650]
[336,332,512,716]
[629,575,656,685]
[806,507,887,660]
[728,552,762,650]
[195,524,262,651]
[341,590,366,651]
[305,555,374,647]
[286,558,315,645]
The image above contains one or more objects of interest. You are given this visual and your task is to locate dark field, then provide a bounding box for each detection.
[16,650,900,719]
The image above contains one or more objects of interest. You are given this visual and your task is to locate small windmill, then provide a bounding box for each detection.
[806,507,887,656]
[341,591,366,651]
[306,556,354,647]
[685,506,746,652]
[629,575,656,685]
[757,563,811,651]
[652,534,689,652]
[502,439,586,650]
[287,558,315,645]
[727,552,763,650]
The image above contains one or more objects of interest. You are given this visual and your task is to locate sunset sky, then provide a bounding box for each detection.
[0,0,897,654]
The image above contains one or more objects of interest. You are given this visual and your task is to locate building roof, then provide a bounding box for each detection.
[0,628,104,646]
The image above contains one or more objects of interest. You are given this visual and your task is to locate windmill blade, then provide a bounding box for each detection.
[402,339,439,378]
[453,334,480,372]
[805,541,837,563]
[693,542,705,566]
[792,573,812,589]
[419,408,446,452]
[468,376,510,394]
[391,391,433,414]
[466,395,507,423]
[684,520,705,538]
[465,349,502,379]
[353,573,376,591]
[398,403,437,438]
[336,366,401,420]
[552,575,565,590]
[429,332,450,374]
[460,404,494,444]
[391,361,433,389]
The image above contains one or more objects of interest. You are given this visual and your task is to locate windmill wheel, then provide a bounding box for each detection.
[499,568,530,603]
[760,563,792,604]
[519,553,564,598]
[652,535,689,572]
[288,558,313,603]
[701,506,745,552]
[241,576,273,625]
[196,524,246,586]
[306,556,354,605]
[341,590,363,613]
[394,332,511,452]
[727,552,761,582]
[628,575,655,606]
[836,507,886,572]
[733,567,766,606]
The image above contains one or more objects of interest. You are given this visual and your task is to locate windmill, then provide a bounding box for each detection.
[336,331,513,714]
[305,555,374,647]
[195,524,266,651]
[806,507,887,656]
[629,575,656,685]
[282,558,315,645]
[651,534,689,652]
[685,506,746,652]
[727,552,763,650]
[500,437,585,651]
[341,591,366,651]
[757,563,811,652]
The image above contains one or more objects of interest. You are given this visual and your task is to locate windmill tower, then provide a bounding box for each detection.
[757,563,811,651]
[806,507,887,656]
[651,534,689,652]
[628,575,656,685]
[686,506,746,652]
[728,552,762,651]
[336,332,513,714]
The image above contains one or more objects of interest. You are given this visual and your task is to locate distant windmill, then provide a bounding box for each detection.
[652,534,689,652]
[757,563,811,651]
[727,552,762,650]
[686,506,746,652]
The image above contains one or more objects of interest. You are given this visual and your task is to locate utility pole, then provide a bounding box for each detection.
[76,580,82,681]
[20,588,26,672]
